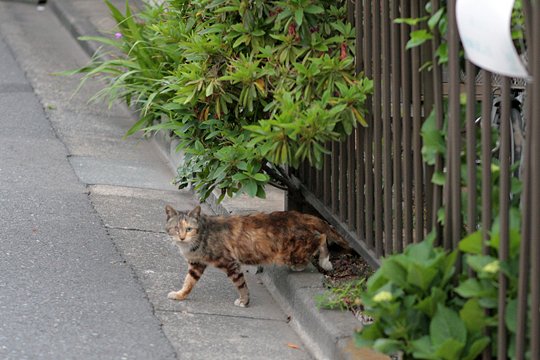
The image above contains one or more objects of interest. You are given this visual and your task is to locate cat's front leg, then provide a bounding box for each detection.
[168,262,207,301]
[216,261,249,307]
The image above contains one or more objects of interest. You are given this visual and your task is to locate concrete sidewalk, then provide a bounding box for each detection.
[0,1,310,359]
[45,1,388,359]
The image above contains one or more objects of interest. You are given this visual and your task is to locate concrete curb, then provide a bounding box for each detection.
[48,1,387,359]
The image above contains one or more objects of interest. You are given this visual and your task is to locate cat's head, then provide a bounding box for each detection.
[165,205,201,245]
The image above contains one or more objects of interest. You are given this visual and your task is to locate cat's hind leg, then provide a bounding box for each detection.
[216,261,249,307]
[317,234,333,271]
[168,262,207,300]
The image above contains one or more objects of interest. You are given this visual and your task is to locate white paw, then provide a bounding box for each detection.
[167,291,180,300]
[234,298,248,307]
[319,257,333,271]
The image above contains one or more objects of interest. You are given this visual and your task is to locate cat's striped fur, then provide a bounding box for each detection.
[165,205,349,307]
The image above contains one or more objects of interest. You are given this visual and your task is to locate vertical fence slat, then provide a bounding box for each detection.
[466,62,478,233]
[348,134,356,230]
[400,0,413,247]
[411,0,424,243]
[391,0,403,252]
[355,128,365,238]
[430,0,444,245]
[382,0,393,255]
[331,142,339,214]
[323,144,331,206]
[355,0,365,240]
[447,0,462,254]
[480,70,494,360]
[481,71,493,252]
[515,86,531,359]
[363,0,374,250]
[516,4,533,355]
[372,0,383,257]
[530,3,540,358]
[498,77,512,359]
[339,140,347,222]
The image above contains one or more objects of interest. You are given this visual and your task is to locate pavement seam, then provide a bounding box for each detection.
[104,224,166,234]
[154,308,290,323]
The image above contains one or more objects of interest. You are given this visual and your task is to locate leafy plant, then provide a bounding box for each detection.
[355,237,490,360]
[458,215,531,360]
[69,0,372,201]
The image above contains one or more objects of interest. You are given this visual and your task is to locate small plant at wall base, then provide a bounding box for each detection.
[315,278,366,312]
[354,236,491,360]
[69,0,372,201]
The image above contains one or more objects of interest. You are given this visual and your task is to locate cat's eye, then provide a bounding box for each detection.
[186,227,193,232]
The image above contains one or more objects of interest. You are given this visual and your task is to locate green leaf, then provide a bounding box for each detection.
[379,257,408,288]
[466,254,498,276]
[411,336,438,360]
[124,116,150,138]
[421,109,445,165]
[294,9,304,27]
[372,339,402,354]
[430,304,467,346]
[434,339,465,360]
[455,278,494,298]
[406,30,433,49]
[304,5,324,14]
[205,82,214,97]
[462,337,490,360]
[459,299,486,333]
[442,250,458,285]
[415,287,446,317]
[431,171,446,185]
[405,240,434,262]
[505,299,518,333]
[242,179,258,197]
[407,262,438,291]
[252,173,269,182]
[232,173,249,181]
[236,161,248,171]
[394,16,429,26]
[428,8,445,30]
[459,231,483,255]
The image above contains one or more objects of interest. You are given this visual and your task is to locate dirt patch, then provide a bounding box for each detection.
[315,246,373,286]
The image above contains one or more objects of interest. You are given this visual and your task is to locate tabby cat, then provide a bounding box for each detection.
[165,205,349,307]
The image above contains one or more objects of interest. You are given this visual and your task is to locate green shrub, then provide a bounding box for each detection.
[354,237,491,359]
[71,0,372,201]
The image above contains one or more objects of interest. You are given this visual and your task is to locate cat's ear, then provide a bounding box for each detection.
[165,205,178,220]
[189,205,201,219]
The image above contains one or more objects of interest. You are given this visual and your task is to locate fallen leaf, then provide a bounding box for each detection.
[287,343,300,350]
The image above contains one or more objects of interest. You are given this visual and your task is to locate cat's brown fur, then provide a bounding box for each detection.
[165,205,349,307]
